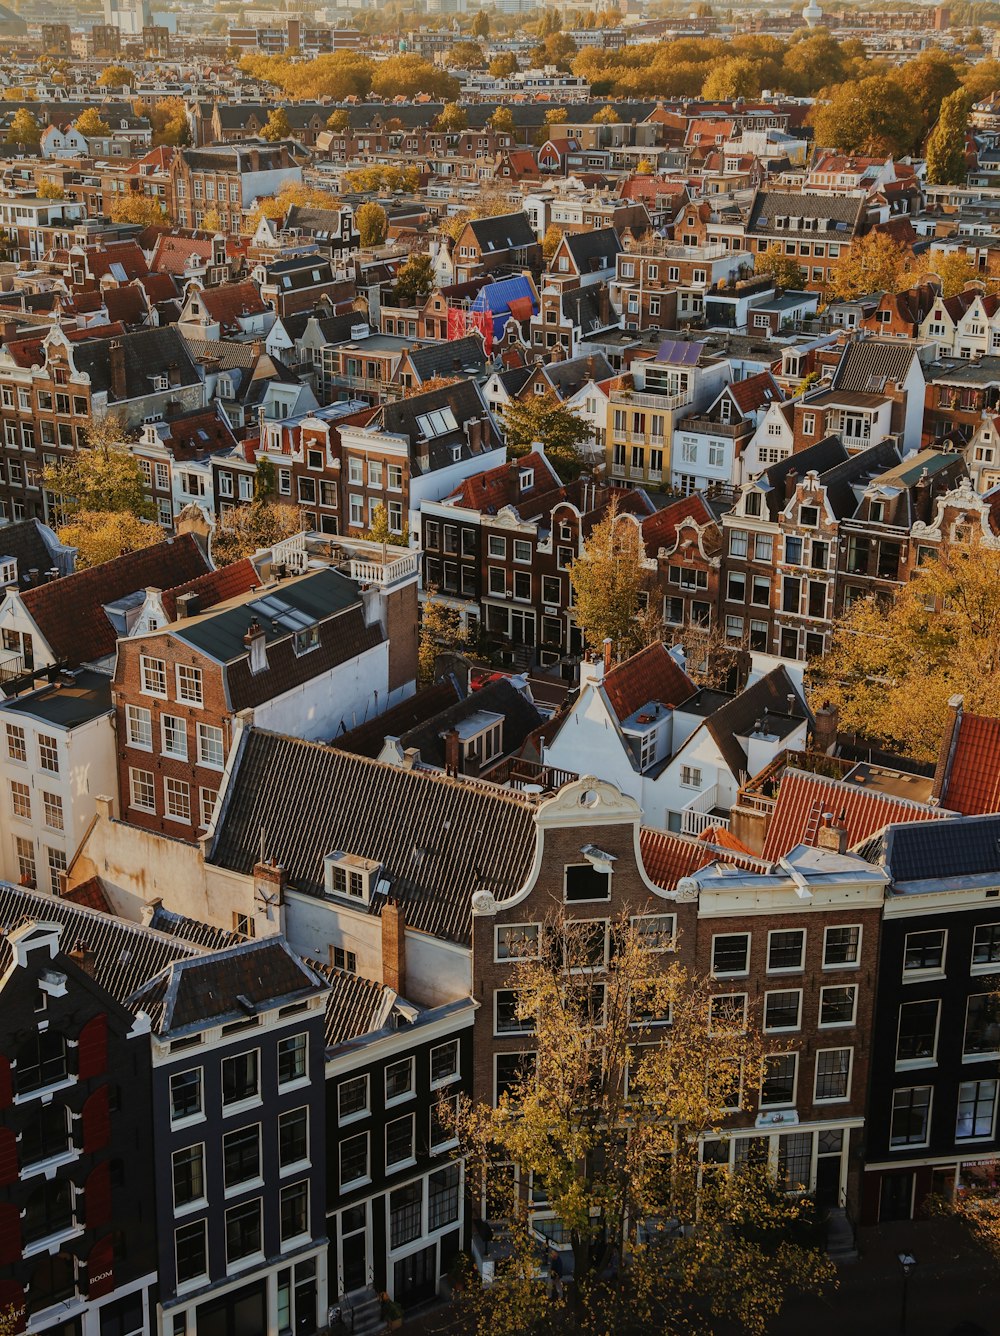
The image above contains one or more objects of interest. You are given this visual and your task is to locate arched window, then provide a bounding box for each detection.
[23,1180,72,1245]
[14,1032,67,1095]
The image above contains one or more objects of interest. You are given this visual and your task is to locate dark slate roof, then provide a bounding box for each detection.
[746,187,865,238]
[407,334,487,382]
[73,326,201,402]
[562,227,623,271]
[561,285,613,333]
[757,434,847,520]
[147,904,246,953]
[879,813,1000,885]
[334,679,461,755]
[376,380,493,475]
[0,518,70,590]
[469,212,536,253]
[544,352,613,399]
[831,338,921,393]
[389,678,542,770]
[210,728,538,946]
[127,937,327,1035]
[306,959,394,1047]
[0,882,204,1002]
[702,666,812,779]
[819,438,901,519]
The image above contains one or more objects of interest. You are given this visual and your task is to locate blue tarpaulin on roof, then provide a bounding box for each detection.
[470,276,538,339]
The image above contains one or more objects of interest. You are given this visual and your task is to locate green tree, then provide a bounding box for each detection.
[755,244,806,290]
[810,541,1000,762]
[6,107,40,147]
[57,510,159,570]
[810,74,920,156]
[260,106,292,141]
[453,912,834,1336]
[211,501,303,566]
[490,52,518,78]
[326,108,350,132]
[445,40,485,69]
[393,251,434,303]
[826,230,912,301]
[75,107,112,138]
[436,102,469,132]
[254,457,276,501]
[472,9,490,37]
[355,200,388,247]
[926,87,972,185]
[366,500,407,559]
[501,391,589,481]
[568,498,646,658]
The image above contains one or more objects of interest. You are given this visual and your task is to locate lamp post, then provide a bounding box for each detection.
[898,1252,917,1336]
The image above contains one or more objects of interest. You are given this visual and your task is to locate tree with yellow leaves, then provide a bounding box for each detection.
[810,540,1000,762]
[6,108,40,148]
[568,498,648,659]
[826,230,913,302]
[542,223,563,261]
[57,510,160,570]
[36,179,64,199]
[356,201,387,248]
[211,501,304,567]
[260,107,292,142]
[451,911,834,1336]
[97,63,135,88]
[107,194,168,227]
[916,250,1000,299]
[75,107,112,138]
[246,181,345,232]
[418,587,463,684]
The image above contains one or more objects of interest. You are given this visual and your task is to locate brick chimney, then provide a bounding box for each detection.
[931,693,964,804]
[68,937,97,976]
[381,899,406,993]
[816,821,848,855]
[812,702,839,755]
[252,859,284,912]
[784,468,798,503]
[109,338,126,403]
[444,727,460,777]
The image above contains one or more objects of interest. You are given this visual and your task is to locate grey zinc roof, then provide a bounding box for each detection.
[209,728,538,945]
[127,937,327,1036]
[469,212,536,253]
[0,883,206,1002]
[831,338,920,394]
[173,568,361,664]
[881,813,1000,886]
[407,334,487,382]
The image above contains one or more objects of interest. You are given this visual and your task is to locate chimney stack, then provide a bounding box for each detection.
[109,338,126,403]
[603,637,613,675]
[784,469,798,503]
[444,727,460,777]
[812,702,839,755]
[381,899,406,994]
[816,820,848,855]
[252,859,283,915]
[931,694,964,803]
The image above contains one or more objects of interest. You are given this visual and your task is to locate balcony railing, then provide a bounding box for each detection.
[0,650,25,683]
[350,551,420,586]
[486,755,577,793]
[680,782,730,837]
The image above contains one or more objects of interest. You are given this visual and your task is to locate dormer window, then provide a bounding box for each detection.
[324,852,381,904]
[744,490,762,517]
[153,374,169,392]
[519,468,534,491]
[0,557,17,586]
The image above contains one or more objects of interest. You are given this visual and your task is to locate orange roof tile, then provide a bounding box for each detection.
[161,558,260,623]
[760,768,946,862]
[942,713,1000,816]
[640,826,764,889]
[602,643,695,723]
[60,876,113,913]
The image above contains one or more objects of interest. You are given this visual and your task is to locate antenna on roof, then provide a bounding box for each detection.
[259,825,266,865]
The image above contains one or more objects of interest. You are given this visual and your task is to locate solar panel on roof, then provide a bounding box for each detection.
[656,339,700,366]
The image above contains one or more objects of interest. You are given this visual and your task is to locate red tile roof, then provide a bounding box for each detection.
[198,281,269,328]
[602,642,695,723]
[161,558,260,623]
[448,450,558,513]
[641,493,716,556]
[21,533,209,665]
[942,712,1000,816]
[84,240,149,282]
[727,370,782,415]
[640,826,764,889]
[60,876,113,913]
[760,768,946,862]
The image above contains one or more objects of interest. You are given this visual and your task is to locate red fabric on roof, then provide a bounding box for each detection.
[942,713,1000,816]
[760,769,945,862]
[602,643,694,723]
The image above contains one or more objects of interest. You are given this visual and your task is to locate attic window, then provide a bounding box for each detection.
[293,623,319,656]
[519,468,534,491]
[565,863,611,903]
[153,375,169,392]
[415,407,458,438]
[324,851,381,905]
[0,558,17,586]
